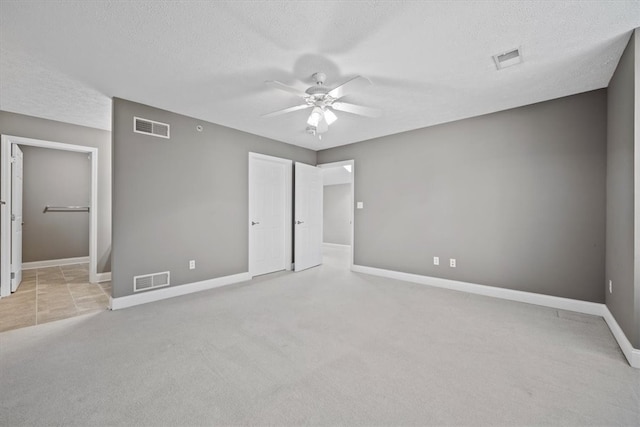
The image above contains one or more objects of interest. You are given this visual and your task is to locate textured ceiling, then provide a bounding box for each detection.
[1,1,638,150]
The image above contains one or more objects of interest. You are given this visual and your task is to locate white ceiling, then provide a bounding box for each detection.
[1,1,638,150]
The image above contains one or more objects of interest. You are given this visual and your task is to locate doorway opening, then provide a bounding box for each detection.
[248,154,354,277]
[318,160,355,270]
[1,135,99,296]
[0,135,108,331]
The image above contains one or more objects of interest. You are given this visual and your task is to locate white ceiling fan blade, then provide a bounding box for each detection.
[327,75,372,99]
[332,102,381,118]
[265,80,308,98]
[262,104,311,118]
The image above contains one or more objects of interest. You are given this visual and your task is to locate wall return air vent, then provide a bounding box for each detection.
[133,271,170,292]
[134,117,170,138]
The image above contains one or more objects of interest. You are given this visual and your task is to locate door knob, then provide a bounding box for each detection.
[296,220,304,225]
[0,200,5,205]
[251,221,260,226]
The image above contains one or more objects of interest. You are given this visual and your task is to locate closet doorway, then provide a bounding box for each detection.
[0,135,99,298]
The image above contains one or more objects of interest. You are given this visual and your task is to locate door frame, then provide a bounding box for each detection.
[0,135,99,297]
[248,152,293,277]
[11,144,24,291]
[317,159,355,270]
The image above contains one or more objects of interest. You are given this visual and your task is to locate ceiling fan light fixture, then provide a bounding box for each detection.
[307,107,323,127]
[324,108,337,125]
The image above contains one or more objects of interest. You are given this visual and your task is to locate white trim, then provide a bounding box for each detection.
[352,264,640,368]
[352,265,603,315]
[317,160,355,269]
[1,135,99,298]
[602,306,640,368]
[248,153,293,275]
[22,256,90,270]
[110,272,250,310]
[323,242,351,249]
[0,137,12,297]
[96,272,111,283]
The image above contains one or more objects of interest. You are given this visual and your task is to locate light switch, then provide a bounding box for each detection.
[357,202,364,209]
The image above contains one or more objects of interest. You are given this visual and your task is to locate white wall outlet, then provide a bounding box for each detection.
[449,258,456,268]
[356,202,364,209]
[609,280,612,294]
[189,260,196,270]
[433,256,439,265]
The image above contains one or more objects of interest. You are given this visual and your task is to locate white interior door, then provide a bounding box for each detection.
[11,144,23,292]
[294,162,323,271]
[249,154,290,276]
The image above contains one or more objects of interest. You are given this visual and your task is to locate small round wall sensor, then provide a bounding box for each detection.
[196,125,203,132]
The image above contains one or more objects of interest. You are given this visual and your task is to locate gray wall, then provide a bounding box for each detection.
[318,89,607,303]
[323,184,351,245]
[0,111,112,273]
[606,31,639,347]
[21,146,90,262]
[112,98,316,298]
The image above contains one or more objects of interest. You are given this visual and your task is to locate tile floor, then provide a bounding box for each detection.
[0,263,110,333]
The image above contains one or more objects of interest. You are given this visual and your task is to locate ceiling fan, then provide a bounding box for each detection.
[262,72,381,138]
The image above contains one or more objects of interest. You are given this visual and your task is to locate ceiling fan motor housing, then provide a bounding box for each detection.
[305,85,329,96]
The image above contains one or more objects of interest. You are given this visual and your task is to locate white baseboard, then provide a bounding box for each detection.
[602,306,640,368]
[110,272,251,310]
[352,265,603,315]
[352,264,639,368]
[22,256,89,270]
[323,243,351,249]
[96,272,111,283]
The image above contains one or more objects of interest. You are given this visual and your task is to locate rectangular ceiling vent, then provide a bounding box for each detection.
[133,271,170,292]
[493,48,522,70]
[134,117,170,139]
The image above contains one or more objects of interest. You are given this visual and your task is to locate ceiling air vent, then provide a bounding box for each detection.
[493,48,522,70]
[133,271,170,292]
[134,117,170,139]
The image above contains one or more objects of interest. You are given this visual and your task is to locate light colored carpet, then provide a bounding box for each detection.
[1,246,638,426]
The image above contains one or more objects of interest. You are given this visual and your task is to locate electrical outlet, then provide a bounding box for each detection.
[189,260,196,270]
[433,256,439,266]
[449,258,456,268]
[609,280,612,294]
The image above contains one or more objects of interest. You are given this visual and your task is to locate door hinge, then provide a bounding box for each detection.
[11,272,15,279]
[11,214,16,221]
[10,156,16,164]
